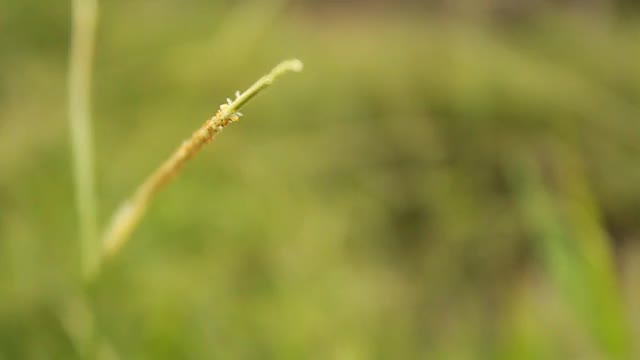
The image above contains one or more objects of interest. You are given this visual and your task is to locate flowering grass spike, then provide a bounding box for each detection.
[100,59,303,267]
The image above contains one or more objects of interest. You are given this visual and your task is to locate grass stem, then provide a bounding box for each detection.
[69,0,99,279]
[101,59,303,260]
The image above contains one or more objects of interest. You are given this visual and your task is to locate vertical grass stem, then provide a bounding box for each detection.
[69,0,99,279]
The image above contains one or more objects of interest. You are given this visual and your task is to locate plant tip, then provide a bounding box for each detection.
[289,59,304,72]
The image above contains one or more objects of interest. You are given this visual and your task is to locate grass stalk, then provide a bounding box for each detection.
[102,59,303,259]
[68,0,99,279]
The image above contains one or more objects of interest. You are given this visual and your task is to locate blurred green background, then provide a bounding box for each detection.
[1,0,640,358]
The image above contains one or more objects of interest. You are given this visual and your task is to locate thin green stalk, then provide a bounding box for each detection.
[102,59,303,260]
[68,0,99,279]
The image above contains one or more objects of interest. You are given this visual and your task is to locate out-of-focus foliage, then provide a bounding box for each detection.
[1,0,639,358]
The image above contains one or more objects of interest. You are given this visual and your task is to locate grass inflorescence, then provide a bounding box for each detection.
[101,59,304,265]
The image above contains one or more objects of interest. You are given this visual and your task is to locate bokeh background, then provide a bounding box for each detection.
[1,0,640,358]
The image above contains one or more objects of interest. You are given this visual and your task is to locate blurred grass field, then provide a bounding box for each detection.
[1,0,640,358]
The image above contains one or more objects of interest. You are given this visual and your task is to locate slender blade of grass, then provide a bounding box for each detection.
[68,0,99,279]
